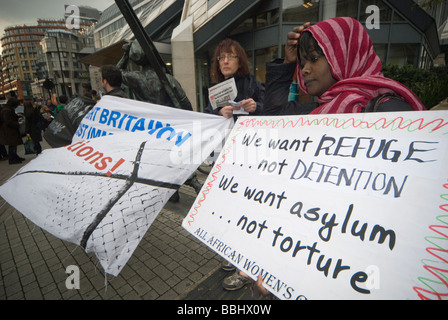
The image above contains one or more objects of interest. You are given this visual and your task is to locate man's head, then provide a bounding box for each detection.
[82,83,92,97]
[6,97,20,109]
[100,65,123,92]
[59,95,68,104]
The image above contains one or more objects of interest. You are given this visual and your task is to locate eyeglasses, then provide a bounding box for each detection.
[217,54,238,61]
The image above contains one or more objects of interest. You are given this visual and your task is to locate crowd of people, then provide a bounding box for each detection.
[1,17,441,297]
[0,64,128,163]
[0,95,75,164]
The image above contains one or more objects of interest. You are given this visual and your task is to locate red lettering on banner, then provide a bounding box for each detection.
[66,140,125,176]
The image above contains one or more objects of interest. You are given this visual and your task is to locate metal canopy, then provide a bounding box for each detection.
[114,0,183,109]
[79,40,128,68]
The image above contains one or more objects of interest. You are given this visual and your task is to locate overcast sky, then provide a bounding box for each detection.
[0,0,115,52]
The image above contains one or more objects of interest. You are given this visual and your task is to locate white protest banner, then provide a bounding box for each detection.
[0,96,233,276]
[182,110,448,300]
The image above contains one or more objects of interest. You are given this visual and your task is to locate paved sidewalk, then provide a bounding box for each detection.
[0,140,263,300]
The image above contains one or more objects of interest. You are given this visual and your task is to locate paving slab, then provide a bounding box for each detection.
[0,138,262,300]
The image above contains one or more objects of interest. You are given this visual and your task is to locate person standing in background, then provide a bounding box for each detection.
[24,100,44,155]
[204,39,264,120]
[100,65,128,98]
[0,97,25,164]
[263,18,425,116]
[54,95,68,116]
[204,39,265,291]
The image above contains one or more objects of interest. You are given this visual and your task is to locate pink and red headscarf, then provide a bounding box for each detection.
[297,17,426,114]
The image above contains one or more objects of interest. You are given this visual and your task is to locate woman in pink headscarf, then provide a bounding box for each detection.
[263,17,426,115]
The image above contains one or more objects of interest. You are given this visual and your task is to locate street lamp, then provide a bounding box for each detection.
[47,32,67,96]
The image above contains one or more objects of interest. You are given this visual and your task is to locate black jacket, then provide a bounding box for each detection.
[262,60,413,116]
[44,94,96,148]
[106,87,128,99]
[0,105,22,146]
[25,107,44,143]
[205,74,265,120]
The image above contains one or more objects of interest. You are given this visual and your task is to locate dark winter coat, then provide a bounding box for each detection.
[44,94,96,148]
[262,60,414,116]
[106,87,128,99]
[25,105,43,143]
[205,74,265,120]
[0,105,23,146]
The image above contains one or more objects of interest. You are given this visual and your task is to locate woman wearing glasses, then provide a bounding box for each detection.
[205,39,265,290]
[205,38,264,119]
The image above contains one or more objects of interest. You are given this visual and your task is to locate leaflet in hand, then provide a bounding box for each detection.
[208,78,237,110]
[228,100,248,115]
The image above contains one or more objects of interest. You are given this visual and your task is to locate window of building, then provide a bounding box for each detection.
[388,44,419,67]
[98,18,126,48]
[256,9,280,29]
[321,0,358,20]
[255,46,278,82]
[359,0,392,21]
[373,44,387,64]
[283,0,319,22]
[152,16,181,44]
[393,11,406,22]
[208,0,219,8]
[195,55,212,112]
[230,18,253,36]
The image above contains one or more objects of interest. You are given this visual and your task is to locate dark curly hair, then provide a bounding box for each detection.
[297,31,325,68]
[6,97,20,108]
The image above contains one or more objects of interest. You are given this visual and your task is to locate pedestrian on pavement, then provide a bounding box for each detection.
[203,38,265,292]
[253,16,427,298]
[24,100,44,155]
[0,97,25,164]
[0,102,8,161]
[100,65,128,98]
[44,86,96,148]
[0,143,7,161]
[45,98,56,113]
[40,99,53,131]
[81,83,93,99]
[54,95,68,116]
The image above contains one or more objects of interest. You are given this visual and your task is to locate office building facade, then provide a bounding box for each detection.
[0,6,100,100]
[92,0,442,111]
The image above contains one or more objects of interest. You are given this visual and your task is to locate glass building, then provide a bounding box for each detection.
[190,0,441,110]
[0,6,100,100]
[91,0,441,111]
